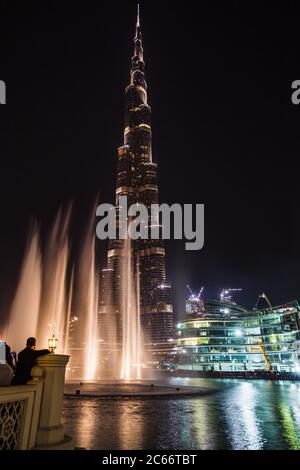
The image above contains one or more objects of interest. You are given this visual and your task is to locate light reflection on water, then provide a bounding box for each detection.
[221,382,264,449]
[63,378,300,450]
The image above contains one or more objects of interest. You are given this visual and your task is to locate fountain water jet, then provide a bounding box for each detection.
[5,222,42,353]
[38,207,71,351]
[74,204,99,380]
[120,237,143,380]
[64,266,74,355]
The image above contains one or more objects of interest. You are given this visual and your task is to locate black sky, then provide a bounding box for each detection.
[1,0,300,322]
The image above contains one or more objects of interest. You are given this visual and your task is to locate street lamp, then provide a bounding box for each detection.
[48,334,58,353]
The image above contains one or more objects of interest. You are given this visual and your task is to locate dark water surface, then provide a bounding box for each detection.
[63,378,300,450]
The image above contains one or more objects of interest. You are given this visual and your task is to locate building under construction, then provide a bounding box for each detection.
[176,290,300,373]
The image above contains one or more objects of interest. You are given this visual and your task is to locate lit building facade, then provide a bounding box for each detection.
[176,300,300,373]
[99,7,173,364]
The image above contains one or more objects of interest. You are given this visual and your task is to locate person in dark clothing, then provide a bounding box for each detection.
[12,337,49,385]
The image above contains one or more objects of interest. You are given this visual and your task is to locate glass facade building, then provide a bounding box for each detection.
[176,300,300,373]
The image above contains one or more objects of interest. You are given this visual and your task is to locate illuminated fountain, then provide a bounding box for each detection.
[2,206,99,379]
[3,204,144,382]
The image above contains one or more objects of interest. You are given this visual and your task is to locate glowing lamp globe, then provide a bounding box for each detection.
[48,334,58,353]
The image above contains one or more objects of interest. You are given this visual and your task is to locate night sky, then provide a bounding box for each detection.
[1,1,300,324]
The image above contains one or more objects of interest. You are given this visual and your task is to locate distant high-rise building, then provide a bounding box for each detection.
[99,6,174,365]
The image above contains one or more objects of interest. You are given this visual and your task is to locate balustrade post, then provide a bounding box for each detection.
[34,354,72,449]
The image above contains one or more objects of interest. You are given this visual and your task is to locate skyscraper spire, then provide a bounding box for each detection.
[137,3,140,28]
[132,3,145,90]
[135,3,142,42]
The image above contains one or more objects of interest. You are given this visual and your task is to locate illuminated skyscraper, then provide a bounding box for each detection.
[100,5,174,364]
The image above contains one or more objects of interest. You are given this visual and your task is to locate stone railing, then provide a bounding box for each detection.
[0,382,42,449]
[0,354,72,450]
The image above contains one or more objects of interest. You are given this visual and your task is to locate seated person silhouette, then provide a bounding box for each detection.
[12,337,49,385]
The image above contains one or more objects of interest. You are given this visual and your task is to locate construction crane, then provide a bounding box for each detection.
[255,292,272,310]
[256,339,272,371]
[187,285,204,299]
[187,285,193,296]
[220,288,242,303]
[197,287,204,299]
[186,285,205,314]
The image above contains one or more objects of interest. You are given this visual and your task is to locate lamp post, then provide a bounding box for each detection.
[48,334,58,353]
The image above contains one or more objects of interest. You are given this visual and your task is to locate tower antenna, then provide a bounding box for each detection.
[137,4,140,27]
